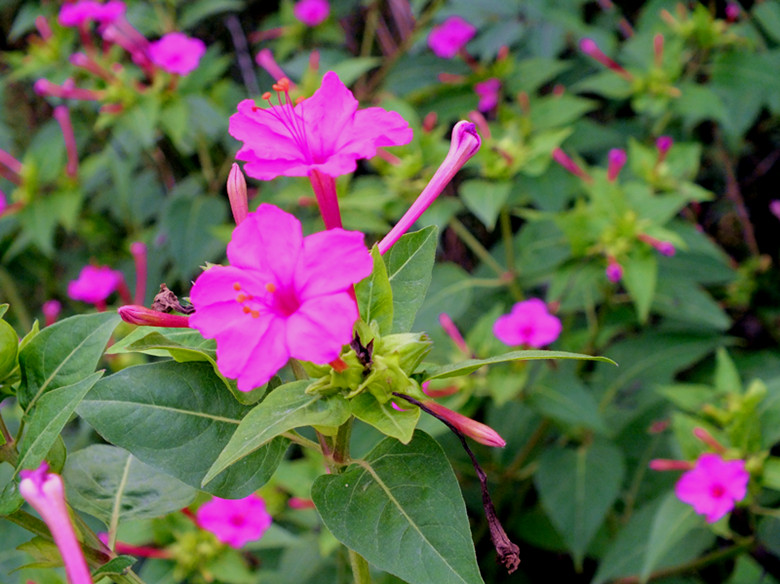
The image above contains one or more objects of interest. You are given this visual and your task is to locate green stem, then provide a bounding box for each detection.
[449,217,506,277]
[499,207,523,300]
[349,548,372,584]
[0,267,32,331]
[281,430,322,453]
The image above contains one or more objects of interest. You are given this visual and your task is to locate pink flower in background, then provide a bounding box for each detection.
[59,0,125,27]
[606,257,623,283]
[189,204,372,391]
[196,494,272,548]
[675,453,749,523]
[68,265,123,305]
[474,78,501,112]
[42,300,62,327]
[0,191,6,215]
[293,0,330,27]
[230,71,412,180]
[493,298,562,348]
[148,32,206,76]
[770,200,780,220]
[19,463,92,584]
[428,16,476,59]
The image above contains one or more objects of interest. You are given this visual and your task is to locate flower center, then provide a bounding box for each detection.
[233,281,301,318]
[229,514,245,527]
[710,483,726,498]
[252,77,317,163]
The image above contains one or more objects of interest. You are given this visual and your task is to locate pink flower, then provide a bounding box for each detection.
[42,300,62,327]
[607,148,627,182]
[493,299,562,348]
[421,400,505,447]
[770,200,780,220]
[68,265,123,305]
[196,494,272,548]
[19,463,92,584]
[428,16,476,59]
[118,305,190,328]
[606,257,623,283]
[230,72,412,181]
[474,78,501,112]
[293,0,329,27]
[148,32,206,76]
[58,0,125,27]
[674,453,749,523]
[189,204,373,391]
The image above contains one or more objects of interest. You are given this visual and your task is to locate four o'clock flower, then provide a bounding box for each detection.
[579,37,633,81]
[605,256,623,283]
[674,454,749,523]
[19,462,93,584]
[118,304,190,327]
[474,78,501,112]
[58,0,126,27]
[428,16,476,59]
[189,204,373,391]
[148,32,207,76]
[606,148,627,182]
[196,494,272,548]
[293,0,330,27]
[68,265,129,310]
[226,163,248,225]
[493,298,562,348]
[229,72,412,230]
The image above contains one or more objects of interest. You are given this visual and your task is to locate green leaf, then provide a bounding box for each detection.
[355,246,394,335]
[754,2,780,44]
[0,317,18,381]
[78,361,288,498]
[312,431,484,584]
[762,457,780,491]
[18,312,120,411]
[92,556,137,578]
[715,348,742,394]
[331,58,383,86]
[385,226,438,333]
[459,180,511,230]
[180,0,244,28]
[640,493,703,582]
[528,374,607,434]
[63,444,197,525]
[421,349,616,380]
[534,440,625,569]
[17,371,104,474]
[202,381,349,486]
[622,249,657,323]
[350,392,420,443]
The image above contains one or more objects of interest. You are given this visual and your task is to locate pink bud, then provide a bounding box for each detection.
[423,401,506,447]
[53,106,78,179]
[35,16,53,40]
[653,33,664,67]
[637,233,675,256]
[770,200,780,220]
[227,163,248,225]
[648,458,694,471]
[606,148,627,182]
[552,148,591,182]
[255,49,293,87]
[656,135,673,164]
[438,313,470,355]
[579,37,633,80]
[726,3,740,22]
[378,121,481,254]
[42,300,62,327]
[118,305,190,327]
[693,427,726,454]
[606,259,623,283]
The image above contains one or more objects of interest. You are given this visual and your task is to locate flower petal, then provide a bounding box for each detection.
[295,229,372,298]
[286,292,358,364]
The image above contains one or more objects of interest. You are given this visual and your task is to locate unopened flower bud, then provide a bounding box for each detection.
[423,400,506,447]
[606,258,623,283]
[607,148,627,182]
[579,37,633,80]
[552,148,591,182]
[693,427,726,454]
[656,135,673,164]
[648,458,694,471]
[227,163,249,225]
[118,305,190,327]
[42,300,62,327]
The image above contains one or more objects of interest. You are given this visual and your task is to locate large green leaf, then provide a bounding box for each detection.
[534,440,625,568]
[78,361,288,498]
[350,392,420,443]
[312,431,484,584]
[63,444,197,525]
[17,371,104,474]
[385,226,438,333]
[355,246,394,335]
[18,312,120,411]
[421,350,615,380]
[202,381,349,486]
[622,249,657,324]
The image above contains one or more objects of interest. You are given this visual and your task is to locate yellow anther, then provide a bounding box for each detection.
[233,282,241,291]
[265,283,277,293]
[237,292,248,303]
[250,310,260,318]
[243,306,251,314]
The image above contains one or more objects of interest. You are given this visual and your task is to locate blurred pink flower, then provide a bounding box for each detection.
[0,190,6,215]
[230,71,411,180]
[189,204,372,391]
[148,32,206,76]
[68,265,123,305]
[428,16,476,59]
[474,78,501,112]
[493,299,562,348]
[770,200,780,220]
[675,453,748,523]
[19,463,92,584]
[607,148,627,182]
[196,494,272,548]
[59,0,125,27]
[42,300,62,327]
[606,258,623,283]
[293,0,330,26]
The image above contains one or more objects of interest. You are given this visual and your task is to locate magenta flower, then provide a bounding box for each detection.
[770,200,780,220]
[19,463,92,584]
[58,0,125,27]
[68,265,123,306]
[606,148,627,182]
[189,204,373,391]
[675,453,749,523]
[293,0,330,27]
[196,494,272,548]
[428,16,476,59]
[493,298,562,348]
[148,32,206,76]
[230,72,411,229]
[606,259,623,283]
[474,78,501,112]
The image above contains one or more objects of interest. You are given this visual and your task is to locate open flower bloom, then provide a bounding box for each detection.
[68,265,123,305]
[428,16,476,59]
[474,78,501,112]
[493,298,562,348]
[229,72,412,180]
[19,463,92,584]
[148,32,207,76]
[58,0,126,27]
[189,204,373,391]
[196,494,272,548]
[674,453,749,523]
[293,0,329,26]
